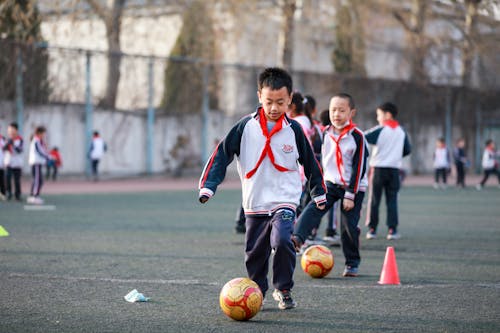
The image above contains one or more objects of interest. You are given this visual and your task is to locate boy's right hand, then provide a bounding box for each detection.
[199,195,209,204]
[316,203,326,210]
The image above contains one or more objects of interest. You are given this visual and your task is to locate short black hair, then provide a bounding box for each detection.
[258,67,293,95]
[9,122,18,130]
[93,131,99,136]
[319,109,331,127]
[485,139,493,146]
[332,93,355,109]
[35,126,46,134]
[437,137,445,143]
[378,102,398,118]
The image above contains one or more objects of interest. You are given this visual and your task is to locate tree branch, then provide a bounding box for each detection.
[85,0,108,21]
[392,10,415,33]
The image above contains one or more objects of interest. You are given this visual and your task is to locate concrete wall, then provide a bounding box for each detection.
[0,101,445,176]
[0,102,237,177]
[2,78,498,177]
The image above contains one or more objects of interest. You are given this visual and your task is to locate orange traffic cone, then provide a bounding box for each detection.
[378,246,401,285]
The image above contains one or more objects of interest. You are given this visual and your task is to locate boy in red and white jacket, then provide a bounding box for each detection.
[199,68,326,310]
[293,93,368,278]
[364,102,411,240]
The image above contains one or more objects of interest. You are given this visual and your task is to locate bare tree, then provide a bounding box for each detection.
[393,0,429,84]
[460,0,481,87]
[83,0,126,109]
[161,0,218,114]
[276,0,297,69]
[332,0,367,75]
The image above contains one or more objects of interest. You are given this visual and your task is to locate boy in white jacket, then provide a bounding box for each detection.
[198,68,326,310]
[477,139,499,190]
[28,126,53,205]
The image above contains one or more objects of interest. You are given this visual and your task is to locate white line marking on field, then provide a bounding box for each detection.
[7,272,500,289]
[8,272,219,286]
[302,282,500,289]
[23,205,56,211]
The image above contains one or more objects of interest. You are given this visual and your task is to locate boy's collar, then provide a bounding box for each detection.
[384,119,399,128]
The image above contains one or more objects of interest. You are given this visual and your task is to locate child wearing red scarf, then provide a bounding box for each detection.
[198,68,326,310]
[293,93,369,277]
[364,102,411,240]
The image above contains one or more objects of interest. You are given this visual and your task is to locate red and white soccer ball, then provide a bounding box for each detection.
[219,277,263,321]
[301,245,334,278]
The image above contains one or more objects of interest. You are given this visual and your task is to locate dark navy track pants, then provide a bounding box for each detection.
[245,209,296,296]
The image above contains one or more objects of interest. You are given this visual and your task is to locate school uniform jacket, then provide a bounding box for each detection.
[29,135,51,165]
[0,135,5,169]
[3,135,24,168]
[482,148,498,170]
[89,137,106,160]
[199,108,327,216]
[364,121,411,169]
[433,147,450,169]
[322,124,368,201]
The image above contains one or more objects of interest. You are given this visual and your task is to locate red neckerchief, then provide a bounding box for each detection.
[245,108,292,179]
[329,120,356,187]
[384,119,399,128]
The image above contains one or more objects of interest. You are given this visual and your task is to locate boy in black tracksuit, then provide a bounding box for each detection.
[198,68,326,310]
[453,138,467,188]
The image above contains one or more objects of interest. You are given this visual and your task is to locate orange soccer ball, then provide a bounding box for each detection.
[301,245,334,278]
[219,277,263,321]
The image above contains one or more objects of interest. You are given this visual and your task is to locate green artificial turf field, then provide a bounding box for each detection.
[1,186,499,332]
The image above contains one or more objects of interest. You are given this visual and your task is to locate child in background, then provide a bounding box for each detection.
[303,95,323,162]
[477,139,500,190]
[28,126,53,205]
[453,138,468,188]
[0,127,6,200]
[46,147,62,181]
[3,122,24,201]
[293,93,368,277]
[89,131,107,181]
[433,137,451,189]
[365,102,411,240]
[289,92,319,218]
[199,67,326,310]
[288,91,313,139]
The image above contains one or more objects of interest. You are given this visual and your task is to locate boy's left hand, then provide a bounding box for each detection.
[343,198,354,211]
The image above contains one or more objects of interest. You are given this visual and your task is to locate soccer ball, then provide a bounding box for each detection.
[301,245,334,278]
[219,277,263,321]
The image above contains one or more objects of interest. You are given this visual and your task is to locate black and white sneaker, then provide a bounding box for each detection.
[272,289,296,310]
[387,228,401,240]
[366,228,377,240]
[342,265,359,277]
